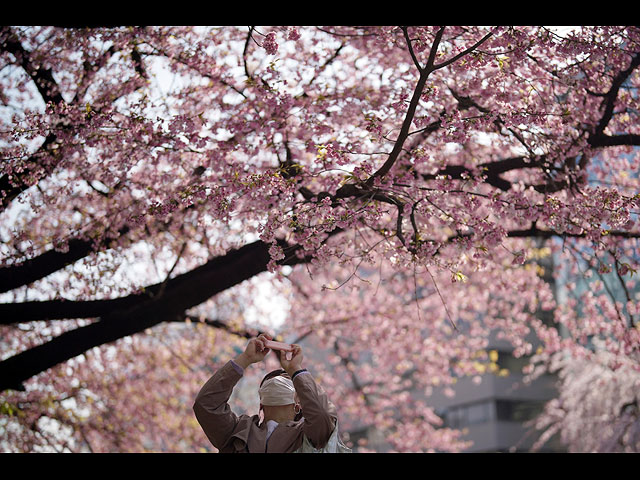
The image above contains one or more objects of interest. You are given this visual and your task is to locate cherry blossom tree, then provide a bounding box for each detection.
[1,26,639,452]
[526,255,640,452]
[528,343,640,452]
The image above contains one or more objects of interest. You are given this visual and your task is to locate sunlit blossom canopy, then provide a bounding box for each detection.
[1,26,639,453]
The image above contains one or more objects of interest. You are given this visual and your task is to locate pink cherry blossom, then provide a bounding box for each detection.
[1,26,639,453]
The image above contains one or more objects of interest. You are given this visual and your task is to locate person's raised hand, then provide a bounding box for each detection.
[279,344,303,376]
[235,333,273,368]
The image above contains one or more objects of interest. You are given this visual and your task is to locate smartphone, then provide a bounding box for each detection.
[263,340,294,360]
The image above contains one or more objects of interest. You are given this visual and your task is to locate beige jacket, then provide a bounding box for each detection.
[193,360,338,453]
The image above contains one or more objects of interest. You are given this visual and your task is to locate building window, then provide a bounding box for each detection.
[443,400,495,428]
[442,399,545,428]
[495,399,544,422]
[494,350,531,375]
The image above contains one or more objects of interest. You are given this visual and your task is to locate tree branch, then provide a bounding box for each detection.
[0,226,131,294]
[506,225,640,240]
[432,28,495,71]
[364,27,496,187]
[425,27,445,71]
[365,66,430,185]
[0,239,270,390]
[401,26,424,72]
[0,234,317,325]
[0,230,341,391]
[589,51,640,142]
[1,27,65,105]
[171,314,259,339]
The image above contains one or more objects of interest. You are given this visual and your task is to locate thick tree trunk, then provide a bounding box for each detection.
[0,239,303,391]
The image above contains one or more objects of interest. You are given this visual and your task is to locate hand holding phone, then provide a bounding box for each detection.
[263,339,294,360]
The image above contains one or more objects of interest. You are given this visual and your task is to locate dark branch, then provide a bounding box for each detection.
[420,155,543,192]
[0,231,336,391]
[365,66,430,185]
[1,27,65,105]
[172,314,259,339]
[0,226,130,294]
[0,235,314,325]
[506,225,640,240]
[432,28,495,71]
[589,51,640,142]
[0,237,300,390]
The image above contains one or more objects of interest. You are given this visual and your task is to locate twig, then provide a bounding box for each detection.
[425,265,459,331]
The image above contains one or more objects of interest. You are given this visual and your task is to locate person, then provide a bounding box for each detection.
[193,333,340,453]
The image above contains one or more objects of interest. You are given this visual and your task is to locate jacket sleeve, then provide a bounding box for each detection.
[193,360,243,450]
[293,372,338,449]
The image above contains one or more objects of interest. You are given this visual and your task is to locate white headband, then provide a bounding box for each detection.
[259,375,296,406]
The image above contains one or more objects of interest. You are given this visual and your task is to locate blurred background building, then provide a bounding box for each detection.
[422,240,565,452]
